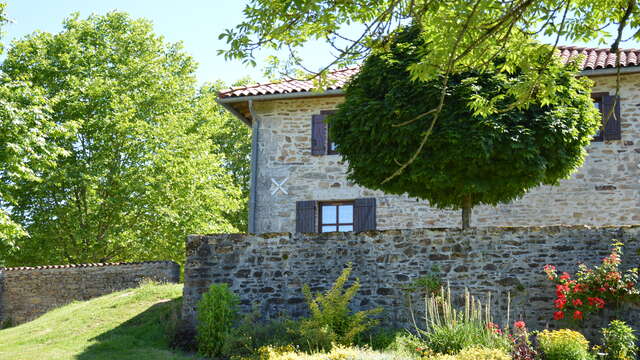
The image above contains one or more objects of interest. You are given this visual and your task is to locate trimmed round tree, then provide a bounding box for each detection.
[329,27,600,228]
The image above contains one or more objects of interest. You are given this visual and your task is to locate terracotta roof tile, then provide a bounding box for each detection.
[0,260,176,271]
[219,46,640,99]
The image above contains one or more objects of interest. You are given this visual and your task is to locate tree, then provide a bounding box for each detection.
[221,0,636,179]
[328,26,600,228]
[0,3,76,259]
[1,12,244,266]
[194,82,252,231]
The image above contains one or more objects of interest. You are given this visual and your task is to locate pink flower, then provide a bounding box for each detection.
[514,321,526,329]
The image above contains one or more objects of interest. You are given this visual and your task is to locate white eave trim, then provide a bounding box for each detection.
[580,66,640,76]
[216,89,344,104]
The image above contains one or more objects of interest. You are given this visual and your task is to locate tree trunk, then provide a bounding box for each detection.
[461,196,472,230]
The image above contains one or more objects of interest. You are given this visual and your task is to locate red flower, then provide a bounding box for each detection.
[514,321,526,329]
[587,297,606,309]
[572,299,583,307]
[560,272,571,281]
[573,283,585,293]
[553,311,565,320]
[573,310,583,320]
[556,284,569,297]
[554,297,567,309]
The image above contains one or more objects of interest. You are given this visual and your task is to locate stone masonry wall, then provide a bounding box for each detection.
[252,73,640,233]
[182,226,640,335]
[0,261,180,325]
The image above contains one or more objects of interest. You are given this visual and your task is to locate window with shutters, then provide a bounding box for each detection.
[592,92,621,141]
[319,201,354,232]
[311,110,339,155]
[295,198,376,233]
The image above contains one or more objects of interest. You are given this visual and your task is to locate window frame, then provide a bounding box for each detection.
[592,92,607,142]
[318,200,354,233]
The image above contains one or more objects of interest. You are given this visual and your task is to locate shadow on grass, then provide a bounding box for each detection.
[75,297,195,360]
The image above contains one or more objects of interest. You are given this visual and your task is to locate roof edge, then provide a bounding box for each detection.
[217,89,345,103]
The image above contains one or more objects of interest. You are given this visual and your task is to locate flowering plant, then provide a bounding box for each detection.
[543,241,639,322]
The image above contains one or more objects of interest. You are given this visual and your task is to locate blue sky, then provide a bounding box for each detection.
[4,1,640,86]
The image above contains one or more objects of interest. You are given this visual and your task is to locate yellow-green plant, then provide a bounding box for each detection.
[537,329,590,360]
[299,264,382,350]
[257,344,400,360]
[426,346,511,360]
[602,320,638,360]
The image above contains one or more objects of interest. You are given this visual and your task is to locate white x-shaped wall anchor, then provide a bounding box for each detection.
[271,177,289,195]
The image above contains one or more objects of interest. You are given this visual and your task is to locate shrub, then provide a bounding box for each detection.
[221,306,302,358]
[425,346,511,360]
[601,320,638,360]
[196,283,239,357]
[418,287,512,355]
[537,329,591,360]
[298,264,382,350]
[543,241,639,322]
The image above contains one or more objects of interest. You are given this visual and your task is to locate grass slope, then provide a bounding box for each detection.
[0,282,194,360]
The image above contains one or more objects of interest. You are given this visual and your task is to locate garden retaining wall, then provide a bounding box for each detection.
[182,226,640,335]
[0,260,180,325]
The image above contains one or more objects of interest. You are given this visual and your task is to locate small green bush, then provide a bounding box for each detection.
[196,283,239,357]
[602,320,638,360]
[537,329,591,360]
[298,264,382,350]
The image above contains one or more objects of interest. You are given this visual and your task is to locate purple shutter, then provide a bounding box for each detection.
[296,200,317,233]
[354,198,376,232]
[602,95,621,140]
[311,114,327,155]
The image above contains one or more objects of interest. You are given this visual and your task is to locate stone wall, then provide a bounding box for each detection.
[0,261,180,325]
[182,226,639,335]
[252,73,640,233]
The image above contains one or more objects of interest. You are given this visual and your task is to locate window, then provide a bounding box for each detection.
[591,92,621,141]
[295,198,376,233]
[592,95,603,141]
[319,202,353,232]
[311,110,339,155]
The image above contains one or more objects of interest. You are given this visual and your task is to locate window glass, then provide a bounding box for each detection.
[322,205,337,223]
[593,97,603,139]
[320,202,354,233]
[338,205,353,223]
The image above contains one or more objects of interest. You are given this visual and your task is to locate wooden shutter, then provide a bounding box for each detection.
[311,114,327,155]
[296,200,317,233]
[354,198,376,232]
[602,95,621,140]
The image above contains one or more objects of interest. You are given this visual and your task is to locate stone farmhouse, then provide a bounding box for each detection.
[217,46,640,234]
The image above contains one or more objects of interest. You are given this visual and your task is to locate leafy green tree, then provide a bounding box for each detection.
[221,0,634,179]
[2,12,243,266]
[329,26,600,228]
[0,3,77,259]
[194,82,251,231]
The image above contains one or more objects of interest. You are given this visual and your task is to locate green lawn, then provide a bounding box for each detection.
[0,282,195,360]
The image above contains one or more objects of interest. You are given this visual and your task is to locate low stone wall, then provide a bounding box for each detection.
[0,261,180,325]
[182,226,639,336]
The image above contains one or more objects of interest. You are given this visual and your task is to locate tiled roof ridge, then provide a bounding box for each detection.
[219,46,640,99]
[0,260,176,271]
